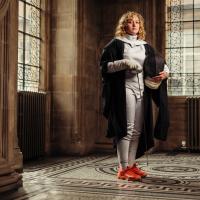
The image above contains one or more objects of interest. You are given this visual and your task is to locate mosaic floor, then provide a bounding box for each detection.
[1,153,200,200]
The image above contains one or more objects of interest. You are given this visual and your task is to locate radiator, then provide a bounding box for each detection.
[17,91,46,161]
[186,97,200,151]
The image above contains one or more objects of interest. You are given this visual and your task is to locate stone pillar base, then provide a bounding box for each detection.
[13,148,23,173]
[0,165,22,193]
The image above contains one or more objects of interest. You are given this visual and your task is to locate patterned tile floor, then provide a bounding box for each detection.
[1,152,200,200]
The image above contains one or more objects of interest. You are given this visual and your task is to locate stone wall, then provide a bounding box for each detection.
[76,0,102,154]
[156,97,187,151]
[50,0,79,154]
[50,0,101,155]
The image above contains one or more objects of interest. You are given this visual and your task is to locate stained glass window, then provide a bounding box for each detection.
[166,0,200,95]
[18,0,41,91]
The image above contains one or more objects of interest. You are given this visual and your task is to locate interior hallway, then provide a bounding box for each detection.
[1,0,200,198]
[1,152,200,200]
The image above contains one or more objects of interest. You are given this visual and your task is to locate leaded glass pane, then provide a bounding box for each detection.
[183,8,193,21]
[26,0,40,7]
[24,65,40,82]
[25,36,40,66]
[18,81,23,91]
[184,60,193,73]
[194,21,200,33]
[195,0,200,8]
[183,34,193,47]
[18,1,24,18]
[168,74,185,95]
[168,73,199,95]
[166,48,183,73]
[18,49,24,64]
[183,48,193,73]
[194,47,200,60]
[23,80,39,91]
[25,4,40,37]
[18,33,24,63]
[18,32,23,49]
[18,65,24,91]
[18,1,24,31]
[183,22,193,34]
[194,34,200,46]
[18,64,24,83]
[194,8,200,20]
[194,61,200,72]
[194,48,200,72]
[194,73,200,95]
[194,22,200,46]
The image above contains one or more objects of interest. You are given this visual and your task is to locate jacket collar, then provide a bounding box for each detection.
[115,35,147,47]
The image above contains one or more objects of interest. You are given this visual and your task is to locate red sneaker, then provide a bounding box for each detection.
[117,167,141,181]
[130,163,148,177]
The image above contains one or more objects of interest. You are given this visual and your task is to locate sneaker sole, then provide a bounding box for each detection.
[140,174,148,178]
[118,176,141,181]
[127,177,141,181]
[132,172,148,178]
[117,176,127,180]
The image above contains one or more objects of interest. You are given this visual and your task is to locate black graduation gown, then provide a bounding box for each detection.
[100,38,169,159]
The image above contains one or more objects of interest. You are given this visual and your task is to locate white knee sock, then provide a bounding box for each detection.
[117,139,130,169]
[128,136,139,166]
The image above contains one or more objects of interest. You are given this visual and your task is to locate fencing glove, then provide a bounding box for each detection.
[107,59,142,73]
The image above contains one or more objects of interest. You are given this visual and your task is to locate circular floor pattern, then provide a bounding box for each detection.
[140,164,200,180]
[95,166,185,185]
[140,176,185,185]
[95,166,118,176]
[151,166,198,173]
[95,163,200,181]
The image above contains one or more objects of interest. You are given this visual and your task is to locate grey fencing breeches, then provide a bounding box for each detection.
[117,87,143,169]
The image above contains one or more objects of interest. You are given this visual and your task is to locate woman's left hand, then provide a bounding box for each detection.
[152,71,169,82]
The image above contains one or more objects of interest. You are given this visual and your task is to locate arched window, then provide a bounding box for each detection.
[166,0,200,95]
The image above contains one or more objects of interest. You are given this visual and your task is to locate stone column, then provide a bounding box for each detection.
[0,0,22,193]
[50,0,102,155]
[51,0,83,155]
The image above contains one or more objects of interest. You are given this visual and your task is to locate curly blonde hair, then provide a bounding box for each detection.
[115,11,146,40]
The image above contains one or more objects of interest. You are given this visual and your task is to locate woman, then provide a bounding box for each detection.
[100,11,170,181]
